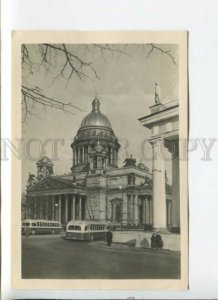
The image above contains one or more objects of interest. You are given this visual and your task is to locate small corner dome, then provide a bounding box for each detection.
[80,96,112,129]
[37,156,53,166]
[137,162,149,171]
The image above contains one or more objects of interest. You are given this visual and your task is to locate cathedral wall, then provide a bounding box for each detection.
[85,191,107,221]
[86,193,100,220]
[99,192,107,220]
[107,175,128,189]
[86,175,107,188]
[135,175,146,186]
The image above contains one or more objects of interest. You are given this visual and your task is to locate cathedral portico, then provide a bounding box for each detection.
[26,174,88,224]
[138,88,179,232]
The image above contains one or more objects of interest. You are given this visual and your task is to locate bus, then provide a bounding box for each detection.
[22,219,62,235]
[65,220,109,241]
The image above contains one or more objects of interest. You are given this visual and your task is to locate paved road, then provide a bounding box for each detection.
[22,235,180,279]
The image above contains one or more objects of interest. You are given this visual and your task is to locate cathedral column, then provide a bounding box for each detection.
[112,148,114,165]
[73,149,75,166]
[132,195,135,223]
[113,204,116,220]
[131,195,134,223]
[149,196,152,224]
[45,196,49,220]
[65,194,69,223]
[81,147,84,164]
[134,195,139,225]
[107,147,110,165]
[72,195,75,220]
[146,196,152,224]
[111,203,114,220]
[87,146,89,163]
[79,196,82,220]
[52,195,55,220]
[58,194,62,222]
[83,146,86,163]
[39,197,42,219]
[76,147,79,164]
[85,146,87,163]
[152,138,167,231]
[113,150,116,166]
[37,197,41,219]
[171,139,180,229]
[122,193,128,226]
[86,145,89,163]
[142,197,145,224]
[34,197,37,219]
[76,147,78,165]
[83,145,86,163]
[145,196,149,224]
[128,195,132,224]
[77,147,80,164]
[35,197,39,218]
[42,196,46,219]
[111,148,113,165]
[114,150,117,166]
[87,145,91,162]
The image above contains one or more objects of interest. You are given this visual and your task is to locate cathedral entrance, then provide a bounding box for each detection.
[111,199,122,222]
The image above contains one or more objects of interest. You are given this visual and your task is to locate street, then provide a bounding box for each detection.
[22,235,180,279]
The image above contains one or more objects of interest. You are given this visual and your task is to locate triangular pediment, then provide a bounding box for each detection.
[28,176,74,192]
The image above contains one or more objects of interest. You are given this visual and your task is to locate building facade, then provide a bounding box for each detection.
[25,96,174,230]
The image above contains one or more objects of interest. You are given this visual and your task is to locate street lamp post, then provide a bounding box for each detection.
[54,203,59,221]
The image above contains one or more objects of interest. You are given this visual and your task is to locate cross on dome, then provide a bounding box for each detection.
[92,94,100,112]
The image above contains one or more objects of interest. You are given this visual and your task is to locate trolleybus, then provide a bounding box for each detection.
[22,219,62,235]
[65,220,109,241]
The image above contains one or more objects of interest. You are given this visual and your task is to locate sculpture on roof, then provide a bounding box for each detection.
[155,82,161,104]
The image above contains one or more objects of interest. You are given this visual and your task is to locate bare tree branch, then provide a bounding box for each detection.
[21,43,177,122]
[147,43,177,65]
[43,43,100,80]
[21,85,83,123]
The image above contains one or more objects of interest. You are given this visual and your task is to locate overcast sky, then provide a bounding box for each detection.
[22,44,178,191]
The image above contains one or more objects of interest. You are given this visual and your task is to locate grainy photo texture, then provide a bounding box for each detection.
[12,31,188,290]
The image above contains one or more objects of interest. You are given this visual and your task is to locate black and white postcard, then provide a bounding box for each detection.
[11,31,188,290]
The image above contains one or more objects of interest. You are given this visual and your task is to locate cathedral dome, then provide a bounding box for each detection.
[71,96,120,173]
[80,97,112,129]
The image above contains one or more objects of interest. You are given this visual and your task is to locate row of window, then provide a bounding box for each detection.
[90,224,105,231]
[68,225,81,231]
[78,131,113,137]
[67,224,106,231]
[22,222,60,227]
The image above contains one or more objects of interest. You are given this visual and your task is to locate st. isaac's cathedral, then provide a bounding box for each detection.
[25,96,174,230]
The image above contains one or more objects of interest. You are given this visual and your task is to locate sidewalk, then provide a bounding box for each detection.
[90,241,130,250]
[22,232,65,239]
[90,241,180,255]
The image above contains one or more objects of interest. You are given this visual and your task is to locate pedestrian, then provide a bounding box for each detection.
[24,225,30,238]
[156,232,163,250]
[106,229,113,246]
[150,232,156,250]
